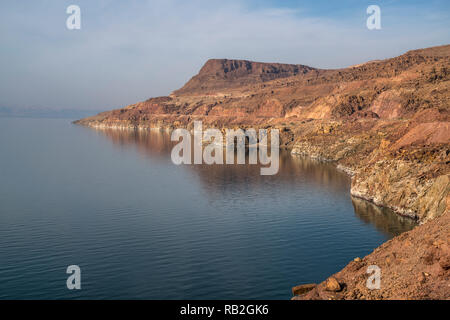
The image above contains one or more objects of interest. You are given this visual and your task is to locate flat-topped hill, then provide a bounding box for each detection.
[173,59,316,95]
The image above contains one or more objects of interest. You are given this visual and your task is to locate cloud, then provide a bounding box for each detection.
[0,0,449,110]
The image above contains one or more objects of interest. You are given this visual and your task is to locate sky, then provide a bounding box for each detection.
[0,0,449,111]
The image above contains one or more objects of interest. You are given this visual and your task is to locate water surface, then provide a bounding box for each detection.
[0,118,416,299]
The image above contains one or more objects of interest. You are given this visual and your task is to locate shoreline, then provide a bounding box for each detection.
[75,119,449,300]
[290,151,422,222]
[75,120,445,223]
[292,153,420,222]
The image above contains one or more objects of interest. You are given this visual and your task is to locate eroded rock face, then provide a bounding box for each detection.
[351,164,449,222]
[173,59,316,95]
[291,120,449,223]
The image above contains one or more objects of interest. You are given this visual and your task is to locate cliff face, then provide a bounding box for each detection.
[75,44,450,299]
[290,117,450,223]
[173,59,316,95]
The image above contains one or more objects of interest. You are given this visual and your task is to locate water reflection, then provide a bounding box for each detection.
[89,127,417,235]
[1,118,420,299]
[351,197,416,237]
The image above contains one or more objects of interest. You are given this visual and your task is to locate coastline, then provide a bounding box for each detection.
[75,120,448,223]
[74,116,449,300]
[289,134,449,299]
[72,44,450,299]
[73,121,450,224]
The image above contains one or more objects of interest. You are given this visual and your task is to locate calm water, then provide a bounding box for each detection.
[0,118,416,299]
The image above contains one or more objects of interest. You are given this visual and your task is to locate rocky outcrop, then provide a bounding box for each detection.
[173,59,316,95]
[351,163,449,222]
[291,127,450,223]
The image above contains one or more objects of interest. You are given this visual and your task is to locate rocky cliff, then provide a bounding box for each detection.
[173,59,316,95]
[75,44,450,299]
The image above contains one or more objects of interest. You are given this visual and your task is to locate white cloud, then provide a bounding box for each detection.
[0,0,449,109]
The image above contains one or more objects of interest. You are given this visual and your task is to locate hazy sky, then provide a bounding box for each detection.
[1,0,449,110]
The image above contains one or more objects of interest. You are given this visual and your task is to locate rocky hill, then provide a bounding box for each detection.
[173,59,316,95]
[75,44,450,299]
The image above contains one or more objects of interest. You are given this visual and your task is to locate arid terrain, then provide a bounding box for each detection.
[75,44,450,299]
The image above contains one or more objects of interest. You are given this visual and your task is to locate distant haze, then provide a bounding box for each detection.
[1,0,449,111]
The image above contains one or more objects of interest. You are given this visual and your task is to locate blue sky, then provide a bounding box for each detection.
[1,0,449,110]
